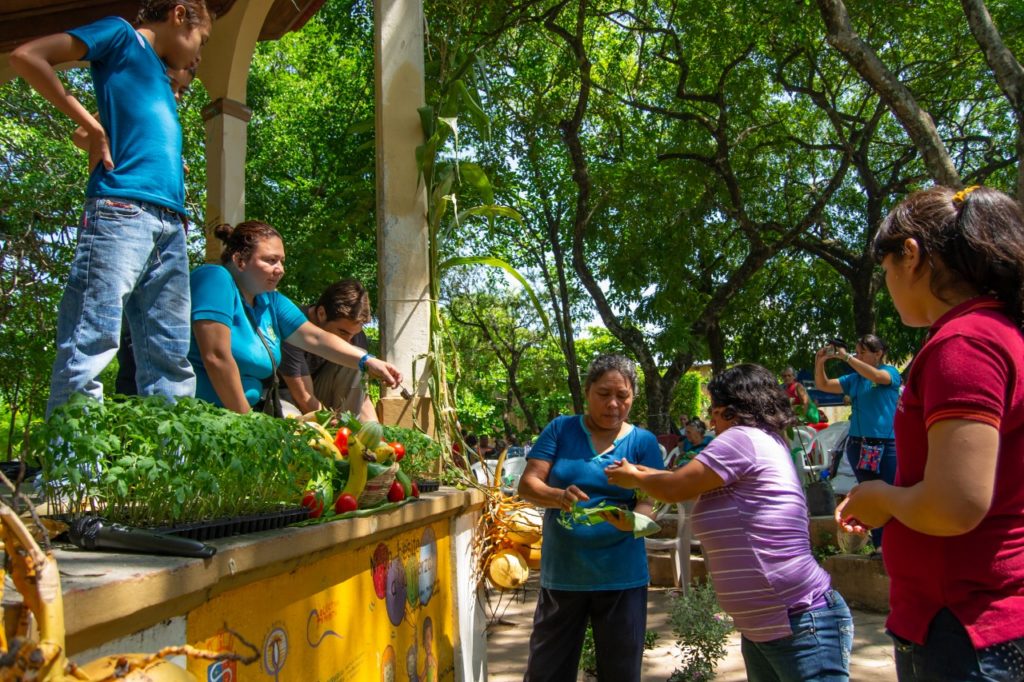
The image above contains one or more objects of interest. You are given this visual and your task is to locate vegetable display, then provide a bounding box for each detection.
[292,411,431,523]
[33,396,436,532]
[34,395,332,527]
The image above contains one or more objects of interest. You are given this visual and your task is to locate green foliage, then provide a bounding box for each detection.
[34,395,331,526]
[380,423,443,482]
[668,581,733,682]
[672,372,708,425]
[578,625,658,678]
[813,543,841,564]
[245,1,378,305]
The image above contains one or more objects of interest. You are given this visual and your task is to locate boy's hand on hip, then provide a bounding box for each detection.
[86,124,114,170]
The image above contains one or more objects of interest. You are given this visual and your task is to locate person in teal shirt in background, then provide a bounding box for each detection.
[189,220,402,413]
[815,334,900,550]
[518,354,663,682]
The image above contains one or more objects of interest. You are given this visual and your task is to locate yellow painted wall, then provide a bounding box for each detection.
[187,520,453,682]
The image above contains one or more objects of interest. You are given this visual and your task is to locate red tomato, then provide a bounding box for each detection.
[390,441,406,462]
[301,490,324,518]
[334,493,358,514]
[410,482,420,498]
[387,480,405,503]
[334,427,351,456]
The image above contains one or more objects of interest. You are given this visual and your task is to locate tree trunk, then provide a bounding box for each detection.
[502,386,515,440]
[960,0,1024,199]
[643,372,671,435]
[816,0,962,188]
[551,223,584,413]
[850,267,878,338]
[508,352,540,433]
[706,318,727,376]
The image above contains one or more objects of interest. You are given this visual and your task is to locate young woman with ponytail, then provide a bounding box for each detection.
[836,185,1024,680]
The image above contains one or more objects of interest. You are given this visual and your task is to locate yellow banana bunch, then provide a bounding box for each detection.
[341,436,376,499]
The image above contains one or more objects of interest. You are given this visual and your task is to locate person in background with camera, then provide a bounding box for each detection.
[815,334,899,551]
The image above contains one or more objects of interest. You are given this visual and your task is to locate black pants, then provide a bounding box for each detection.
[524,586,647,682]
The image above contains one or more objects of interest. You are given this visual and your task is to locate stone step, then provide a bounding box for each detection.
[822,554,890,613]
[647,551,706,587]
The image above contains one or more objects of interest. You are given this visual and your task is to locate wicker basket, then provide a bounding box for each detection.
[358,463,399,507]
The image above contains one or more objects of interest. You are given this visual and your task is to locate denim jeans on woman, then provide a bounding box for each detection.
[892,608,1024,681]
[47,198,195,415]
[844,435,898,548]
[741,589,854,682]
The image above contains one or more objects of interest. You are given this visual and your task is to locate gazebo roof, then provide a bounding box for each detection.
[0,0,326,55]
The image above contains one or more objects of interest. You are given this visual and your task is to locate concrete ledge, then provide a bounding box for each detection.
[822,554,890,613]
[12,488,484,654]
[809,515,838,549]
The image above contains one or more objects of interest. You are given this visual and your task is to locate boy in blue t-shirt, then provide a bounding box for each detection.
[10,1,212,415]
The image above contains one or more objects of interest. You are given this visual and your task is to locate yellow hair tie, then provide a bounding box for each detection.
[952,185,980,204]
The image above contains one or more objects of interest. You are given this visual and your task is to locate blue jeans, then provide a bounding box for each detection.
[892,608,1024,681]
[845,436,897,548]
[741,590,854,682]
[47,198,195,415]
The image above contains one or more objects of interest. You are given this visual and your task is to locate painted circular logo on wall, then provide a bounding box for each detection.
[261,626,288,678]
[419,526,438,606]
[386,556,407,626]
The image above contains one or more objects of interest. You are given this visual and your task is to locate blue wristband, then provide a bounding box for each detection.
[358,353,375,372]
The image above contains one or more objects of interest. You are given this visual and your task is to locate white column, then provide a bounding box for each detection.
[195,0,276,261]
[374,0,430,398]
[201,98,251,262]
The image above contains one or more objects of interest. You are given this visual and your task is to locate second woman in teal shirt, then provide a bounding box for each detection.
[188,221,401,413]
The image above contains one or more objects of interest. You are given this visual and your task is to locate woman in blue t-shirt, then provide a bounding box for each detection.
[815,334,900,549]
[188,221,401,413]
[517,354,663,682]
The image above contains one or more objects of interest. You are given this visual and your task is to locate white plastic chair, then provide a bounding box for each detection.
[788,425,816,454]
[813,421,855,495]
[812,421,850,466]
[645,500,695,591]
[500,457,528,491]
[789,425,825,482]
[470,461,490,485]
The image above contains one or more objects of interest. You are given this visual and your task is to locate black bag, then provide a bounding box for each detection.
[805,478,837,517]
[254,374,283,418]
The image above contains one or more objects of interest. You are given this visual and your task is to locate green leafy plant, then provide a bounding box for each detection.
[668,581,733,682]
[578,625,658,678]
[33,394,331,527]
[380,423,443,482]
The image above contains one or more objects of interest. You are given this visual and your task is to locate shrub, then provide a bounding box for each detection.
[668,581,733,682]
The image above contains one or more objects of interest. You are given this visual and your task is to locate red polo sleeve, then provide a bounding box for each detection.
[921,334,1007,430]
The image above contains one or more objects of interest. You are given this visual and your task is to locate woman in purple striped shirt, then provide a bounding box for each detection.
[607,363,853,681]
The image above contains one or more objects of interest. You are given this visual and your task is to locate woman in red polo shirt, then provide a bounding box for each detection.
[836,185,1024,680]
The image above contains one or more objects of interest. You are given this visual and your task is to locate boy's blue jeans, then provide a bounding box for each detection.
[741,590,854,681]
[892,608,1024,681]
[47,198,195,415]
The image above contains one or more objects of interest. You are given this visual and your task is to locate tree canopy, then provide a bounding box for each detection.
[1,0,1020,446]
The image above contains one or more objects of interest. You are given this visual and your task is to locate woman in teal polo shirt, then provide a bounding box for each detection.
[815,334,899,549]
[517,354,663,682]
[188,221,401,413]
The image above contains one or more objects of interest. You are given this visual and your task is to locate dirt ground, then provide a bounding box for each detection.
[484,578,896,681]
